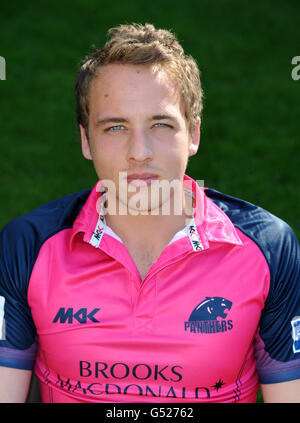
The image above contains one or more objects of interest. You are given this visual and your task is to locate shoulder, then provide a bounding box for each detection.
[1,189,91,243]
[204,187,296,252]
[204,188,299,300]
[0,189,91,279]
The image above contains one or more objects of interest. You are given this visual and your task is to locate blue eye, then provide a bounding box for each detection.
[154,123,171,128]
[108,125,124,131]
[105,125,124,132]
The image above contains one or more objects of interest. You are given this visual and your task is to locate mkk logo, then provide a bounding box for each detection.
[184,297,233,334]
[53,307,100,324]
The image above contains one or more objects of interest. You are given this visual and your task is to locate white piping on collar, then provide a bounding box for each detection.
[89,189,203,252]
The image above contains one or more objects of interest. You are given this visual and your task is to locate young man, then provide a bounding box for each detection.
[0,24,300,403]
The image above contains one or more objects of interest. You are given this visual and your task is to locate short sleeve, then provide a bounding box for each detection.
[255,221,300,384]
[0,218,37,370]
[0,189,90,371]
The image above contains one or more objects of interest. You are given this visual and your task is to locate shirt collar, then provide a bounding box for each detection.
[71,175,243,250]
[183,174,243,247]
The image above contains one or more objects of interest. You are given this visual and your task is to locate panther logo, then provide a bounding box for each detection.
[188,297,232,321]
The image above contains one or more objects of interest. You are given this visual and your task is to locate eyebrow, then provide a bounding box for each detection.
[151,114,177,122]
[94,114,178,126]
[95,117,128,126]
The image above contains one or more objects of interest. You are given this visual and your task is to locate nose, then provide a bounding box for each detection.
[126,129,154,164]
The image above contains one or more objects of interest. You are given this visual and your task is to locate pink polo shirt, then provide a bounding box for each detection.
[1,175,300,402]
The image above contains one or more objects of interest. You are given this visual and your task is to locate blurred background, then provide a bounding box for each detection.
[0,0,299,403]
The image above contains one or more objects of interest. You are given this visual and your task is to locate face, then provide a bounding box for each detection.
[80,63,200,215]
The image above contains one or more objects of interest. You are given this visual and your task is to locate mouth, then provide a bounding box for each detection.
[126,173,159,187]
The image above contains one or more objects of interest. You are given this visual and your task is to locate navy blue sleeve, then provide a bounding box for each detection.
[0,189,91,370]
[205,188,300,384]
[0,217,38,369]
[254,220,300,383]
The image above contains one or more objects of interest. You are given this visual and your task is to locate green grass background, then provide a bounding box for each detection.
[1,0,299,403]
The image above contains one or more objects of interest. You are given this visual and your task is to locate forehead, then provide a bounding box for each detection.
[88,64,184,117]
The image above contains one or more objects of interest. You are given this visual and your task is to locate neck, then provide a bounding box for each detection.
[104,189,194,246]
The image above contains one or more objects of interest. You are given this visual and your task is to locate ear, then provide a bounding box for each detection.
[79,125,93,161]
[188,116,201,157]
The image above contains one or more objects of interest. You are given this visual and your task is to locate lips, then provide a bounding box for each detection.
[126,173,158,187]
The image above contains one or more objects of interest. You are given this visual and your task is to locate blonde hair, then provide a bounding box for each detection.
[75,23,203,135]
